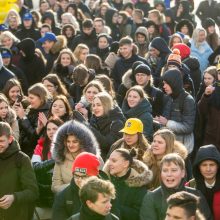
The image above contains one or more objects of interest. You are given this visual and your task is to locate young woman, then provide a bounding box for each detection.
[90,92,125,159]
[117,11,133,37]
[61,24,76,50]
[0,94,19,140]
[143,128,191,190]
[168,33,183,49]
[75,81,105,120]
[51,120,101,193]
[109,118,150,161]
[53,48,76,89]
[122,86,153,140]
[13,83,51,157]
[104,148,152,220]
[32,118,63,210]
[73,44,89,65]
[61,12,80,31]
[42,73,74,107]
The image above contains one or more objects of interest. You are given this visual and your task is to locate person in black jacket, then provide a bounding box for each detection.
[52,152,102,220]
[15,13,41,41]
[17,38,46,87]
[0,53,15,91]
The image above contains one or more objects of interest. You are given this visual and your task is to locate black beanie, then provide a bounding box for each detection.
[134,64,151,75]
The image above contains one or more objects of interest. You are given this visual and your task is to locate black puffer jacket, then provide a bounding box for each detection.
[90,106,125,159]
[19,102,50,157]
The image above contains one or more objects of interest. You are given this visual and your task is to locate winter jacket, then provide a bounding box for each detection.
[68,205,119,220]
[17,38,46,87]
[190,40,213,74]
[89,106,125,159]
[187,144,220,220]
[117,69,165,116]
[104,159,152,220]
[140,181,212,220]
[51,120,101,192]
[32,138,54,207]
[198,93,220,152]
[0,140,39,220]
[162,69,196,153]
[111,54,147,91]
[122,98,153,140]
[19,102,50,157]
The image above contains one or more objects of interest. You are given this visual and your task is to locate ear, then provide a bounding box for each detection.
[181,169,186,178]
[8,135,14,144]
[86,200,93,209]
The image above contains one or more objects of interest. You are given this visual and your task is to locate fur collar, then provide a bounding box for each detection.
[121,69,134,89]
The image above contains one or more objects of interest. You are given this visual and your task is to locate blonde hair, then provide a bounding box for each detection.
[73,44,89,62]
[0,31,20,45]
[192,28,207,48]
[61,12,80,31]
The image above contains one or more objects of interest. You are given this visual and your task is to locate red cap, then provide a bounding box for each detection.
[72,152,100,176]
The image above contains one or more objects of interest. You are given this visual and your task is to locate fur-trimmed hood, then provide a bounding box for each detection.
[4,107,17,125]
[121,69,134,89]
[103,159,153,187]
[52,120,100,163]
[51,35,67,55]
[135,26,149,42]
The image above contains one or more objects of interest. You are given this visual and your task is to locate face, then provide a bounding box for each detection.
[149,47,160,57]
[165,206,194,220]
[9,17,18,29]
[65,27,74,38]
[83,27,93,35]
[117,15,123,24]
[119,44,133,59]
[147,25,156,34]
[85,86,99,103]
[9,85,21,102]
[127,90,142,108]
[40,27,50,37]
[51,99,67,117]
[100,6,108,16]
[43,79,57,95]
[198,31,206,43]
[23,19,32,28]
[92,97,104,117]
[46,122,59,141]
[108,151,129,176]
[40,2,50,12]
[44,17,52,25]
[73,171,89,188]
[148,13,158,24]
[152,135,167,158]
[137,34,146,44]
[180,25,189,35]
[60,53,72,66]
[87,193,112,216]
[0,135,13,153]
[135,73,150,86]
[66,135,81,153]
[163,81,173,95]
[79,49,89,62]
[94,21,104,34]
[204,72,215,86]
[98,37,109,49]
[161,162,185,188]
[208,26,215,34]
[67,6,75,15]
[61,16,70,25]
[172,37,181,46]
[28,94,42,109]
[199,160,218,183]
[2,57,11,66]
[42,40,54,51]
[112,13,119,24]
[2,37,13,48]
[123,133,138,146]
[0,101,9,119]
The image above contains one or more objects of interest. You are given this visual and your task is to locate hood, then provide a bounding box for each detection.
[162,69,184,98]
[52,120,100,163]
[5,108,17,125]
[0,54,3,70]
[135,26,149,41]
[179,0,190,15]
[173,141,188,159]
[41,11,56,27]
[0,140,20,159]
[103,159,153,187]
[175,19,194,37]
[122,69,134,89]
[193,144,220,181]
[17,38,36,59]
[122,98,152,117]
[183,56,200,70]
[172,43,190,60]
[149,37,171,55]
[51,35,67,54]
[105,8,118,27]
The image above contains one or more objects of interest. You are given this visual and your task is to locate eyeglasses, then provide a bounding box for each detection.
[73,173,88,180]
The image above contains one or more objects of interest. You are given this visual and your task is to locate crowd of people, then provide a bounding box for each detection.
[1,0,220,220]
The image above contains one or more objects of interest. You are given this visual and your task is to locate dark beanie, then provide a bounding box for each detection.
[134,64,151,75]
[203,18,216,29]
[110,41,119,53]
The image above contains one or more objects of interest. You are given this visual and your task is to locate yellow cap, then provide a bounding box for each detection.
[120,118,143,134]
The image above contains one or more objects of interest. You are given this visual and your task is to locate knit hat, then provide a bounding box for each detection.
[134,64,151,76]
[203,18,216,29]
[167,49,182,68]
[172,43,190,60]
[72,152,100,176]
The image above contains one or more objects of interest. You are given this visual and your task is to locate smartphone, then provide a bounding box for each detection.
[16,95,22,103]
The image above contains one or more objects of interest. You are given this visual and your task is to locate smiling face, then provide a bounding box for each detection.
[9,86,21,102]
[28,94,42,109]
[119,44,133,59]
[60,53,72,66]
[0,135,13,153]
[161,162,185,188]
[92,97,104,117]
[152,134,167,158]
[51,99,67,117]
[2,36,13,48]
[66,135,81,153]
[127,90,142,108]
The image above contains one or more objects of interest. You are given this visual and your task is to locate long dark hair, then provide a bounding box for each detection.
[42,118,64,161]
